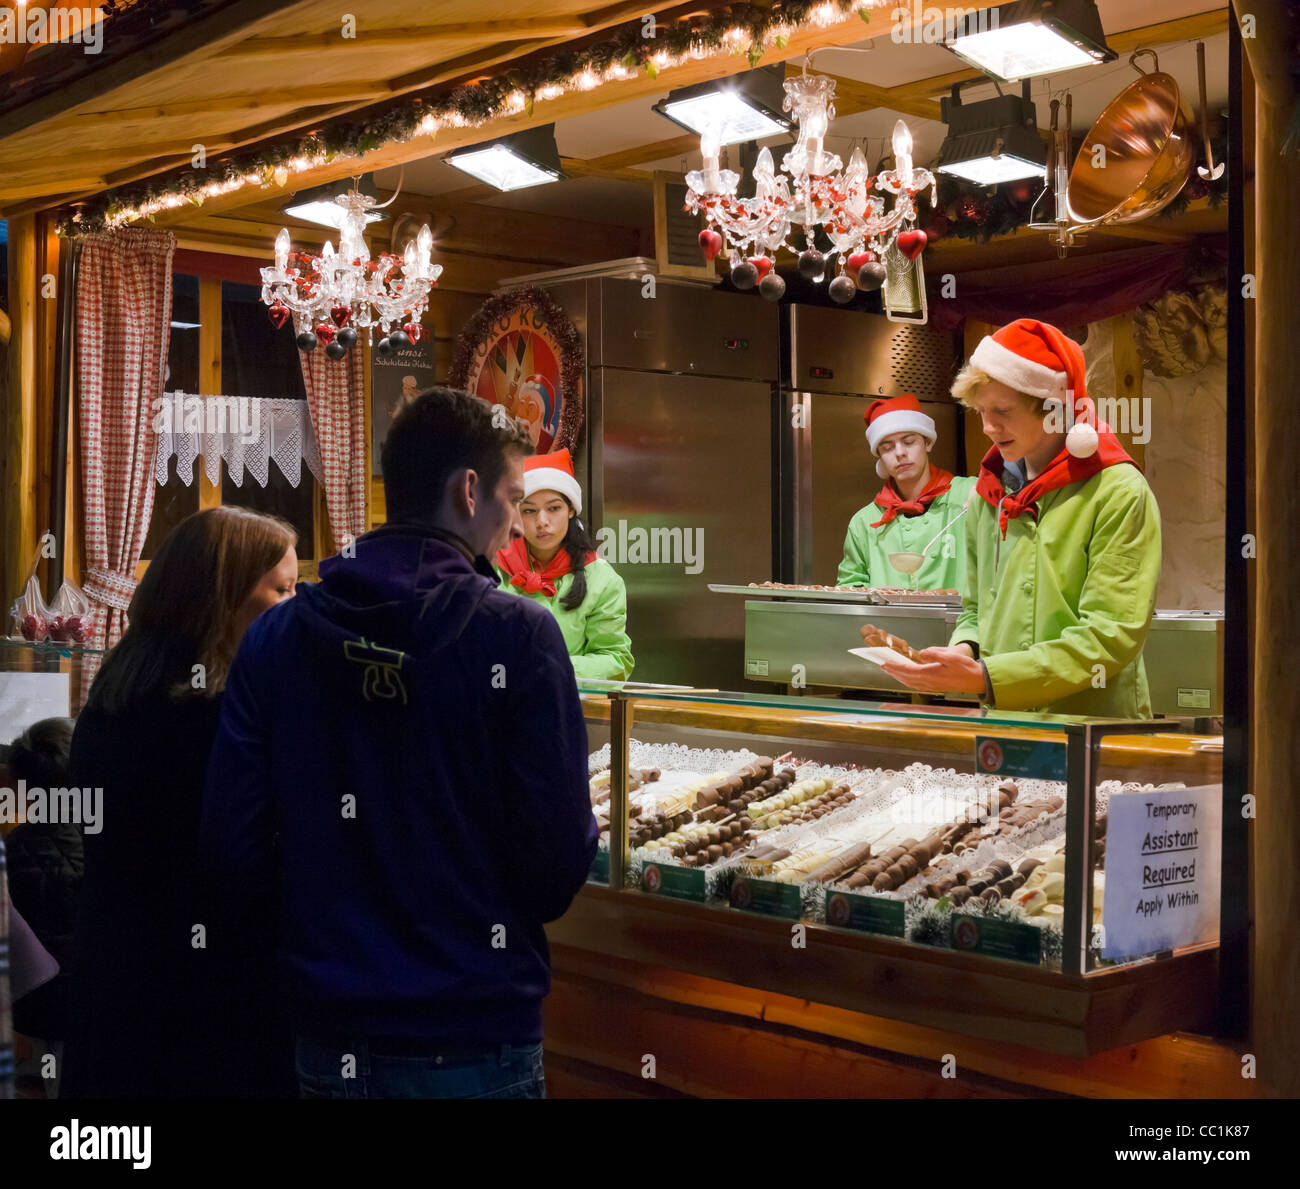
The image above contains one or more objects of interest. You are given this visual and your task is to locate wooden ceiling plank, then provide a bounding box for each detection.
[386,0,665,92]
[74,85,392,123]
[218,20,594,60]
[0,0,304,141]
[587,132,701,171]
[0,183,107,206]
[0,99,374,217]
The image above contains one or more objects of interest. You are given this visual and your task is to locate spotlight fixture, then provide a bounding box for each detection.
[943,0,1116,83]
[283,176,385,229]
[446,125,565,191]
[652,64,793,145]
[937,80,1046,184]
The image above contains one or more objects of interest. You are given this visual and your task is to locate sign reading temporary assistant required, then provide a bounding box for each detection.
[1101,784,1222,960]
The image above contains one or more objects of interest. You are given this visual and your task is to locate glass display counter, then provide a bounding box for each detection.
[565,683,1225,1056]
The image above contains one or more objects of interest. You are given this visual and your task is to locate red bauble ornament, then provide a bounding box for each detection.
[748,256,773,281]
[330,304,351,328]
[267,302,290,330]
[699,229,723,261]
[922,212,949,241]
[313,323,336,346]
[896,229,927,261]
[1008,180,1037,204]
[846,250,876,275]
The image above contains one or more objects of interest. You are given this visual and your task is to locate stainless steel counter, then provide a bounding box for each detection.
[732,592,1224,715]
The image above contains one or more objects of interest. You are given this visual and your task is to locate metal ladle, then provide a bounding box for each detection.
[887,488,978,577]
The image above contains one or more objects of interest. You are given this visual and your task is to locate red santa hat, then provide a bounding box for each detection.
[864,394,936,480]
[524,448,582,515]
[969,318,1099,458]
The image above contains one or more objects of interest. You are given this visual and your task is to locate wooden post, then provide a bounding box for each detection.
[197,278,223,511]
[2,214,40,609]
[1241,0,1300,1098]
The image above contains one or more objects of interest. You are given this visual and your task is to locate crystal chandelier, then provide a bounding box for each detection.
[686,69,935,304]
[260,188,442,360]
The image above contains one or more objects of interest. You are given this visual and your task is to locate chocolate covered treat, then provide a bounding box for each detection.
[859,624,927,663]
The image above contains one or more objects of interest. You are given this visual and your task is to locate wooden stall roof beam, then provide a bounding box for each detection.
[0,0,293,141]
[0,0,693,215]
[215,19,600,60]
[175,202,642,269]
[139,11,895,229]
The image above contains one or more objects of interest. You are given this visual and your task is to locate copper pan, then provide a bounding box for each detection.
[1066,51,1195,229]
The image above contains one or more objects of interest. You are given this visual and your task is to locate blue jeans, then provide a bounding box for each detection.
[294,1035,545,1099]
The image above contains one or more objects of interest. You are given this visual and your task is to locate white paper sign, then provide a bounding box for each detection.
[0,671,71,739]
[1101,784,1221,959]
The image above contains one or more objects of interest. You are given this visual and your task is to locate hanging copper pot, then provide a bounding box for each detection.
[1066,50,1196,228]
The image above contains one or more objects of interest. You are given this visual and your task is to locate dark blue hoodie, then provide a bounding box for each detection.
[200,525,598,1045]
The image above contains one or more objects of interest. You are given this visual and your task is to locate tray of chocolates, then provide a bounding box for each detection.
[709,583,961,607]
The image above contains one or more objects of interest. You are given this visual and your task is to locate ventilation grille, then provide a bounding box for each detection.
[664,180,704,268]
[887,324,957,403]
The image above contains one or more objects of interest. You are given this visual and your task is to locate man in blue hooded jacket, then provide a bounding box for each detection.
[200,386,597,1099]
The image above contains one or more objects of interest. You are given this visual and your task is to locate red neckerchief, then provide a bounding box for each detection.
[975,428,1136,539]
[495,536,597,597]
[870,465,954,528]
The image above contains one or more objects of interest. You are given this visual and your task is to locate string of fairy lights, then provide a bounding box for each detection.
[57,0,892,237]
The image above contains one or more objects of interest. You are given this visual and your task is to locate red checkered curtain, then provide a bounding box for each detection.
[76,228,175,655]
[300,347,367,553]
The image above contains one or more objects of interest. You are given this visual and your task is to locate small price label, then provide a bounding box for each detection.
[825,890,905,937]
[950,913,1043,964]
[641,862,707,902]
[975,735,1067,782]
[730,876,802,919]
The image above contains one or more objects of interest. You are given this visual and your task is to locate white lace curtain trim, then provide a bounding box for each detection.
[153,392,324,489]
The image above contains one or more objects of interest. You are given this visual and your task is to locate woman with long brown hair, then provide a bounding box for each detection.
[62,506,297,1099]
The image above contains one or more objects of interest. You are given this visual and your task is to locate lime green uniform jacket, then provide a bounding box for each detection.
[836,475,978,592]
[950,464,1161,718]
[497,556,635,681]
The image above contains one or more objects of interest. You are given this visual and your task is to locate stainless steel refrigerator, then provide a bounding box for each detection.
[779,304,962,585]
[540,275,779,689]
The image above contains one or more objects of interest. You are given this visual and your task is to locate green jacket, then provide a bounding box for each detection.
[497,556,635,681]
[837,475,978,591]
[950,464,1161,718]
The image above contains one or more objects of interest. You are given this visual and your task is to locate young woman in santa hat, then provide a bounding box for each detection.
[838,393,976,592]
[877,318,1161,718]
[495,448,635,681]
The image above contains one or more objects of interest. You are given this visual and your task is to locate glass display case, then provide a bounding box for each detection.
[564,682,1225,1055]
[0,637,104,728]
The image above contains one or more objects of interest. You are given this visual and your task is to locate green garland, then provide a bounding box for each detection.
[57,0,875,237]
